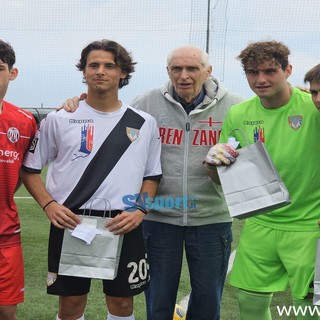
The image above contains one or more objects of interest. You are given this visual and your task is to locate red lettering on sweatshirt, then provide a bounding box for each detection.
[192,129,221,146]
[159,127,183,145]
[159,127,221,146]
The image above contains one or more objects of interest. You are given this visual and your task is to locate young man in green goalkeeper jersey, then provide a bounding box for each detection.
[205,40,320,320]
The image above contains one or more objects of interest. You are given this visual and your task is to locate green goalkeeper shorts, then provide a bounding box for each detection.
[229,219,320,299]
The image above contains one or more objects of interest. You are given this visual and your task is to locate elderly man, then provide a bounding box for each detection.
[131,46,243,320]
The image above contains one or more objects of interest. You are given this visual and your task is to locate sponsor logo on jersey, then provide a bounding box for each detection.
[69,119,94,124]
[0,149,20,162]
[72,124,94,160]
[288,116,302,130]
[126,127,140,142]
[243,120,264,126]
[253,126,265,142]
[241,120,265,143]
[7,127,20,143]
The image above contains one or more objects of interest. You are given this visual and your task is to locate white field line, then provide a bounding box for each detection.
[14,196,33,199]
[178,249,236,309]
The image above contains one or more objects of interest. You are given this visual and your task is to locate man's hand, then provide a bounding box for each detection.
[106,210,145,235]
[56,93,87,112]
[205,143,239,166]
[44,201,81,229]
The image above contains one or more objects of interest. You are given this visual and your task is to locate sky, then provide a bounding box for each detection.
[1,0,319,108]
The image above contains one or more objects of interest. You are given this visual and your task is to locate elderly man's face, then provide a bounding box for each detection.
[167,48,212,103]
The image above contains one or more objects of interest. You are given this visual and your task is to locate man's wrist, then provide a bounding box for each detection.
[131,204,148,215]
[42,199,57,211]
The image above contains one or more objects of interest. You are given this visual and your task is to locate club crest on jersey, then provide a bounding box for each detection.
[126,127,140,141]
[7,127,20,143]
[288,116,302,130]
[72,124,94,160]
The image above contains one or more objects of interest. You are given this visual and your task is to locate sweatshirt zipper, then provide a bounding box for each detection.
[182,117,191,225]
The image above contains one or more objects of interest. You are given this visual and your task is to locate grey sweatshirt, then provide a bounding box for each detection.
[131,77,244,226]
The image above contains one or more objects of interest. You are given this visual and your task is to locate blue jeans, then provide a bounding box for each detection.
[142,220,232,320]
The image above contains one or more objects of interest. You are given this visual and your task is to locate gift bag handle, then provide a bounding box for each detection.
[83,198,112,218]
[228,128,250,146]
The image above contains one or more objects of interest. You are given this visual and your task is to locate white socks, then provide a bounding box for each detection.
[107,313,134,320]
[56,312,134,320]
[56,315,85,320]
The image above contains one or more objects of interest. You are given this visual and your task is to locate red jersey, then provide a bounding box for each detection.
[0,101,37,247]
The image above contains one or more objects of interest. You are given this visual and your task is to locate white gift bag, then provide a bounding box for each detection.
[59,199,123,280]
[217,131,291,219]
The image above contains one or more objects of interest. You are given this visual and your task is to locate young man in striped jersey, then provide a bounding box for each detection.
[22,39,162,320]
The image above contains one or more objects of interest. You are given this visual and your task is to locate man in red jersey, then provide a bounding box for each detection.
[0,39,37,320]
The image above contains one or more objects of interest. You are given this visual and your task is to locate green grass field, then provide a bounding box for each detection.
[15,184,295,319]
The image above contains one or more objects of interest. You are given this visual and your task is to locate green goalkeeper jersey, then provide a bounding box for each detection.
[219,87,320,231]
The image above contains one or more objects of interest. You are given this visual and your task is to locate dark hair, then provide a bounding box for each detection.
[304,64,320,83]
[76,39,136,88]
[0,40,16,69]
[237,40,290,72]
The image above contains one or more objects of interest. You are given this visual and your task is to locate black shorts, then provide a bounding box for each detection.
[47,211,149,297]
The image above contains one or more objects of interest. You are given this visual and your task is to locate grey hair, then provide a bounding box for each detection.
[167,45,210,68]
